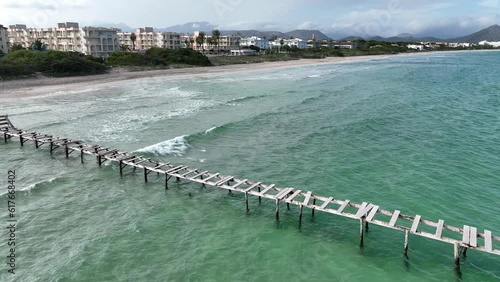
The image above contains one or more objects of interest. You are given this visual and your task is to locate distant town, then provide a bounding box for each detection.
[1,22,500,58]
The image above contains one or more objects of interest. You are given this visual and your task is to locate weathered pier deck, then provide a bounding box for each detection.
[1,114,499,272]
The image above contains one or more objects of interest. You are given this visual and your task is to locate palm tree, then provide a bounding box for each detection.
[33,39,44,51]
[280,39,284,53]
[196,32,206,54]
[189,38,195,49]
[212,29,221,56]
[130,33,137,51]
[119,44,129,51]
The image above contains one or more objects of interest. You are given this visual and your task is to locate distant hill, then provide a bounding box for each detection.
[448,25,500,43]
[284,30,329,40]
[221,30,287,39]
[158,22,216,34]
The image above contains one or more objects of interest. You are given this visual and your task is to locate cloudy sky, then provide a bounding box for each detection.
[1,0,499,38]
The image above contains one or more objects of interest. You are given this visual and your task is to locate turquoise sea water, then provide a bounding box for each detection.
[1,51,499,281]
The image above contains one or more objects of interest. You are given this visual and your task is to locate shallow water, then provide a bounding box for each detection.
[1,51,499,281]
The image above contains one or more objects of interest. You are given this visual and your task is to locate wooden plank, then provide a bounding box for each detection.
[463,225,470,244]
[366,205,379,221]
[485,230,493,252]
[303,191,312,206]
[356,202,375,218]
[276,188,294,200]
[337,200,350,213]
[165,165,184,173]
[190,171,208,179]
[411,215,421,233]
[231,179,248,189]
[201,173,220,182]
[470,227,478,247]
[244,182,261,192]
[179,169,197,177]
[435,220,444,239]
[258,184,275,196]
[285,190,302,203]
[214,176,233,186]
[319,197,334,209]
[155,163,171,169]
[389,210,400,227]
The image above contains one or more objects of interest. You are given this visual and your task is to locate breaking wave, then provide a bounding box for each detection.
[134,135,190,156]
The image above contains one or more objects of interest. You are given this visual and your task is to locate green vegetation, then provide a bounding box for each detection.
[107,48,212,67]
[0,50,108,78]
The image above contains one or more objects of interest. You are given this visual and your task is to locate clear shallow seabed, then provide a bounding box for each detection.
[1,51,499,282]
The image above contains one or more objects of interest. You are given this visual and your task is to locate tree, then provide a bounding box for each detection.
[33,39,44,51]
[189,38,195,49]
[11,43,25,51]
[196,32,206,54]
[119,44,129,51]
[212,29,221,55]
[130,33,137,51]
[280,39,284,53]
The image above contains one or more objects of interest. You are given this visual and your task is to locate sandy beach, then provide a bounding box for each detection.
[0,50,469,98]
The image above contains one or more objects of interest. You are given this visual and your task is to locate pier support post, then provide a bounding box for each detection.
[299,205,303,226]
[404,229,409,259]
[144,168,148,183]
[287,203,290,210]
[35,139,39,148]
[119,161,123,175]
[98,155,102,166]
[312,199,316,217]
[454,243,461,272]
[80,150,84,164]
[245,192,249,213]
[258,187,262,204]
[20,136,24,146]
[3,132,7,143]
[360,217,365,248]
[65,146,69,159]
[366,221,369,232]
[50,142,53,153]
[275,199,280,221]
[165,175,169,190]
[462,248,467,258]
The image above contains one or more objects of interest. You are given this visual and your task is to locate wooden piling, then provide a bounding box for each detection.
[454,243,461,271]
[312,199,316,217]
[245,192,249,213]
[360,217,365,248]
[462,248,467,258]
[98,155,102,166]
[65,145,69,158]
[165,175,169,190]
[275,199,279,221]
[144,168,148,183]
[20,136,24,146]
[299,205,303,226]
[80,150,84,163]
[404,229,409,259]
[258,187,261,203]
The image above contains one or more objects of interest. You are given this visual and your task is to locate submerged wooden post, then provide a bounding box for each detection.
[98,155,102,166]
[454,243,461,271]
[312,199,316,217]
[258,187,262,203]
[80,150,84,163]
[35,139,39,148]
[65,145,69,159]
[165,175,169,190]
[366,220,369,232]
[3,132,7,143]
[404,229,409,259]
[245,192,249,213]
[275,199,279,221]
[144,168,148,183]
[360,217,365,248]
[287,202,290,210]
[50,141,53,153]
[20,136,24,146]
[462,248,468,257]
[299,205,303,226]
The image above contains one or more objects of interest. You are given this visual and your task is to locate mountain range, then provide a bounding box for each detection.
[101,21,500,43]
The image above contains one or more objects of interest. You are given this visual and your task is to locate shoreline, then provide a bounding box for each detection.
[0,50,493,98]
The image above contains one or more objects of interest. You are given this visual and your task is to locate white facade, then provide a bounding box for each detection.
[448,42,472,48]
[284,38,307,49]
[190,31,241,53]
[407,44,424,51]
[118,27,182,51]
[239,36,269,49]
[6,23,120,57]
[479,40,500,47]
[0,25,7,54]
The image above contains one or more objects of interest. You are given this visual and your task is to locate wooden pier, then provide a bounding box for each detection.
[1,114,499,272]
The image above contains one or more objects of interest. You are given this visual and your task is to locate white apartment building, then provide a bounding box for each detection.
[190,31,241,54]
[479,40,500,47]
[0,25,7,54]
[284,38,307,49]
[7,22,120,57]
[118,27,182,51]
[239,36,269,49]
[407,44,424,51]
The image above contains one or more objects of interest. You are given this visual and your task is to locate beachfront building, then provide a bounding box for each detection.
[407,44,424,51]
[0,25,8,54]
[230,49,257,56]
[239,36,269,49]
[189,31,241,54]
[284,38,307,49]
[479,40,500,48]
[7,22,120,57]
[118,28,182,51]
[448,42,473,48]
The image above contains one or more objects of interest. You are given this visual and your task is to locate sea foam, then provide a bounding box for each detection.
[134,135,190,156]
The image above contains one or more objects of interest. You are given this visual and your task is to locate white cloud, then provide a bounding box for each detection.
[3,0,87,10]
[479,0,500,8]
